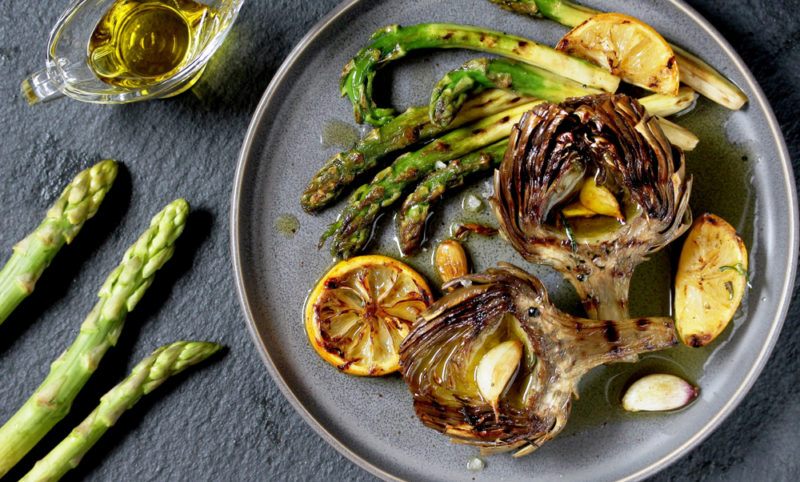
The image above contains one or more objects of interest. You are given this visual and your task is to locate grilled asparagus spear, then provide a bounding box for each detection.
[430,58,601,126]
[341,22,619,126]
[302,89,530,212]
[429,58,699,150]
[488,0,747,109]
[322,102,539,258]
[0,160,117,328]
[400,84,697,254]
[397,141,507,255]
[639,87,698,117]
[0,199,189,477]
[431,58,698,125]
[20,341,222,482]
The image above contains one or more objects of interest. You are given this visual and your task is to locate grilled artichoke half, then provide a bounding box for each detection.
[400,264,677,456]
[492,94,692,320]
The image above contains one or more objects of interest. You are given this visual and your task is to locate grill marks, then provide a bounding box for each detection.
[603,320,620,343]
[491,94,692,320]
[498,94,681,231]
[399,265,678,455]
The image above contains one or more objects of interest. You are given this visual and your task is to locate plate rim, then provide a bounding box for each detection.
[229,1,799,480]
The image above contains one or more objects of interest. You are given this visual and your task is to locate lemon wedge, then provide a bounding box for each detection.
[674,214,748,347]
[556,13,679,95]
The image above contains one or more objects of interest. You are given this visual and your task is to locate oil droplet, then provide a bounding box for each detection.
[466,456,485,472]
[320,119,360,149]
[275,214,299,238]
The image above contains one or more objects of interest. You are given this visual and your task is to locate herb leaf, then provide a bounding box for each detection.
[560,213,578,253]
[719,263,747,277]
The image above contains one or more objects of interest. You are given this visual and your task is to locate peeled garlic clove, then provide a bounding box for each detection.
[476,340,523,418]
[622,373,699,412]
[434,239,469,284]
[579,177,624,221]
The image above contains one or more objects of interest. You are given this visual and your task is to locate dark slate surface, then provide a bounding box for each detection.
[0,0,797,480]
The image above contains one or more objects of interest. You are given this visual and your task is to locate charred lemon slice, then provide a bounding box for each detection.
[556,13,679,95]
[305,255,433,375]
[675,214,748,347]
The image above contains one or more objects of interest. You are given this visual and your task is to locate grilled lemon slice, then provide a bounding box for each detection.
[674,214,748,347]
[556,13,679,95]
[305,255,433,375]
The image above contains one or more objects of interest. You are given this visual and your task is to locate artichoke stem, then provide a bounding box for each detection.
[568,267,632,321]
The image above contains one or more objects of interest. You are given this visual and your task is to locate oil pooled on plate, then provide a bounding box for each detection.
[320,119,361,150]
[275,213,300,238]
[361,97,757,436]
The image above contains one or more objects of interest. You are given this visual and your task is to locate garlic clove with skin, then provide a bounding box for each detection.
[434,239,469,284]
[622,373,699,412]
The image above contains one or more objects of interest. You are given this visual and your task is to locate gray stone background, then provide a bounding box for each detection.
[0,0,797,480]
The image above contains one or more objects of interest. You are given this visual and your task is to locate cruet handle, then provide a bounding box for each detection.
[20,65,66,105]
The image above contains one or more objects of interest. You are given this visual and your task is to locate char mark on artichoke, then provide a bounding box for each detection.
[399,264,677,456]
[492,94,692,320]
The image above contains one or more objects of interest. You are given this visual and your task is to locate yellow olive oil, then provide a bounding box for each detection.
[88,0,212,88]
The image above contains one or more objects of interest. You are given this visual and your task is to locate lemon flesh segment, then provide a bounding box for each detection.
[305,255,432,375]
[674,214,748,347]
[556,12,679,95]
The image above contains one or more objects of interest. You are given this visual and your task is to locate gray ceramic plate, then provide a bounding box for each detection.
[231,1,797,480]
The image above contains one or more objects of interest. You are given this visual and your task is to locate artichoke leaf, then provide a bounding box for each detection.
[400,264,678,454]
[492,94,692,320]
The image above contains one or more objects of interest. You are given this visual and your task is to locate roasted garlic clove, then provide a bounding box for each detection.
[492,94,693,320]
[561,200,597,218]
[622,374,699,412]
[476,340,523,420]
[400,264,679,455]
[579,177,624,221]
[434,239,469,284]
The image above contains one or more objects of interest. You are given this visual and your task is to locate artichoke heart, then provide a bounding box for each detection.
[399,264,677,456]
[492,94,692,320]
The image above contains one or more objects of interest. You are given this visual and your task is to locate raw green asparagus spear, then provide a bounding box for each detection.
[430,58,698,125]
[0,160,118,328]
[398,141,508,255]
[322,102,539,258]
[301,89,530,212]
[21,341,222,482]
[0,199,189,477]
[341,22,619,126]
[488,0,748,109]
[430,58,601,127]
